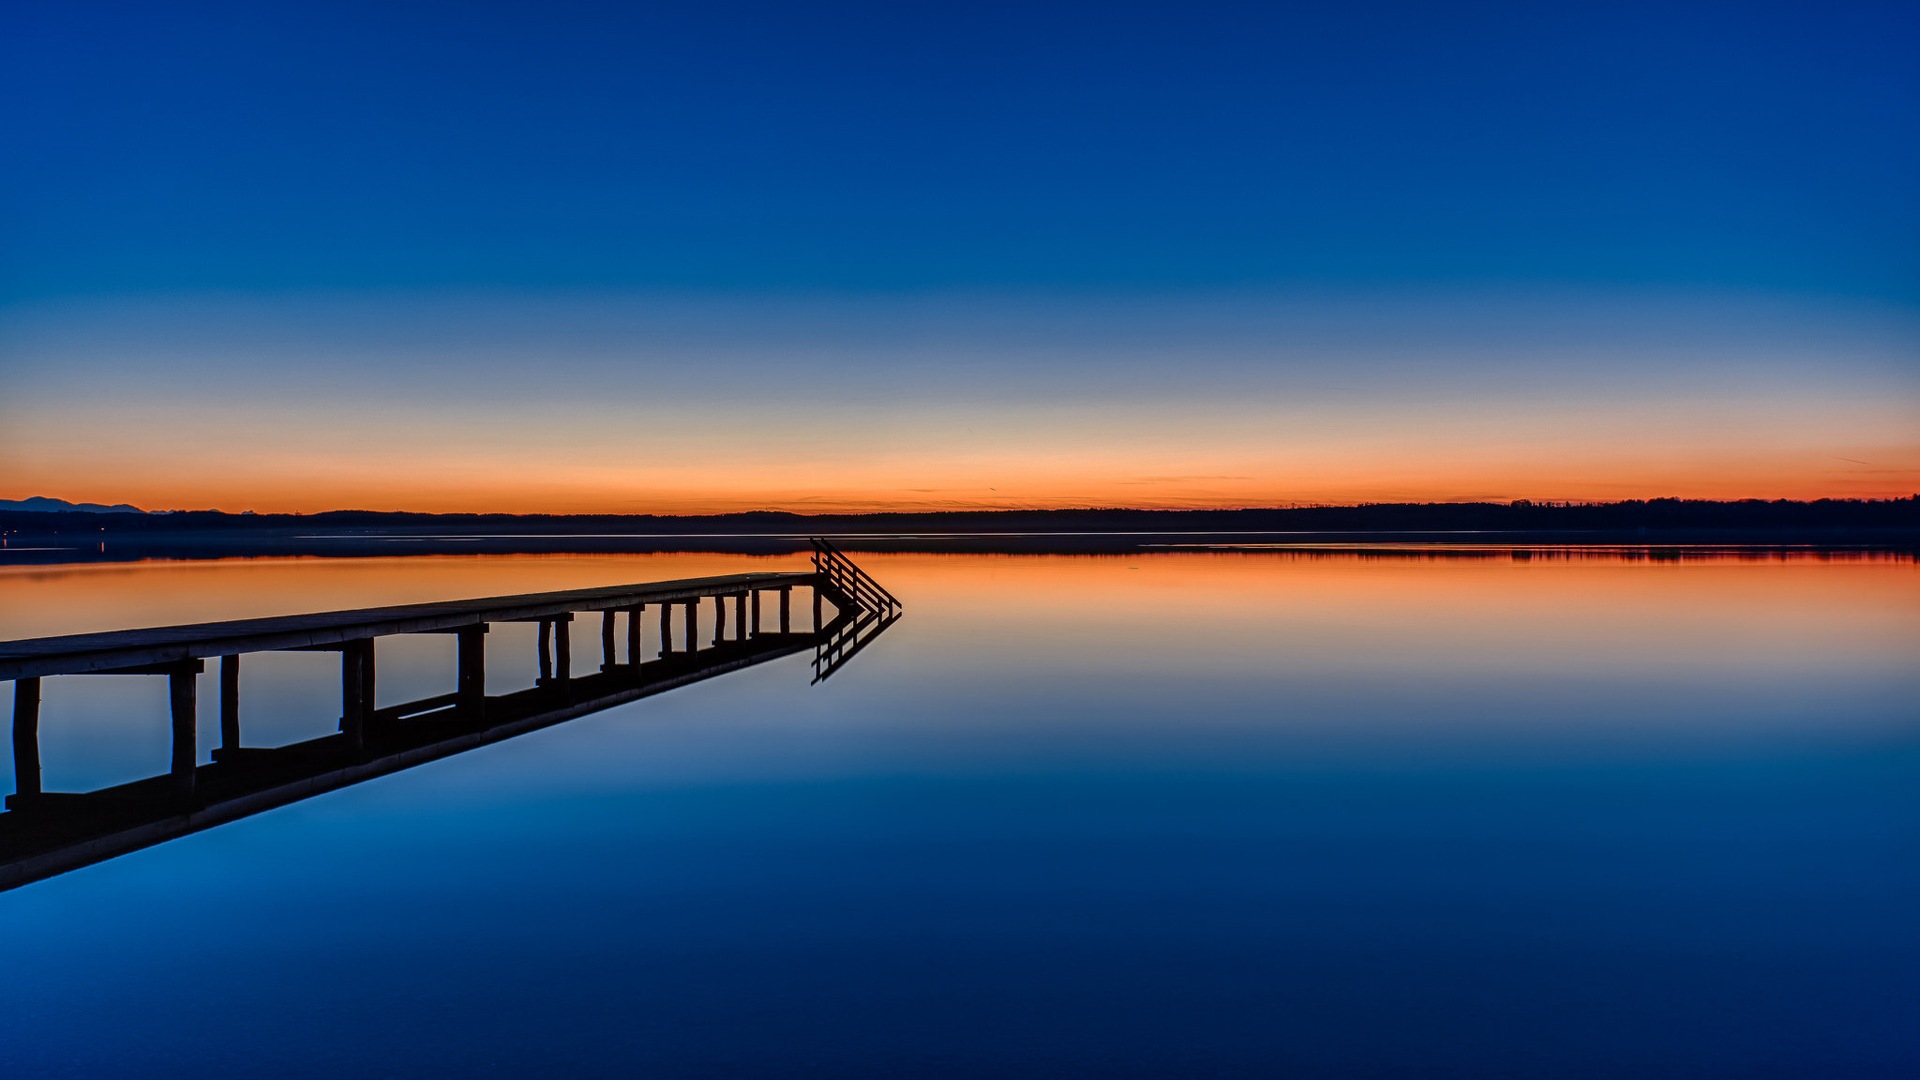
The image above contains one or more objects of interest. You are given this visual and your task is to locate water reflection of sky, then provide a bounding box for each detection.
[2,551,1916,1076]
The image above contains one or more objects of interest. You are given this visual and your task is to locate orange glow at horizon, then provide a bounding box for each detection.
[13,437,1919,515]
[14,472,1919,516]
[6,289,1916,515]
[9,380,1918,513]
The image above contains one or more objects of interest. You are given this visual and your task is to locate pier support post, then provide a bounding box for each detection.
[601,611,617,669]
[219,655,240,751]
[457,625,487,720]
[12,677,41,801]
[341,639,373,752]
[533,615,574,683]
[779,587,791,633]
[170,668,197,797]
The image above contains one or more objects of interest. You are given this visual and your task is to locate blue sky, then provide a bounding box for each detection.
[7,0,1916,299]
[2,1,1916,510]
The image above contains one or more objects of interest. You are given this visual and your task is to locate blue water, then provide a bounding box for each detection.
[1,551,1915,1076]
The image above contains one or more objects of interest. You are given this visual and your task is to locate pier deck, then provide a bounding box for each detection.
[0,571,809,681]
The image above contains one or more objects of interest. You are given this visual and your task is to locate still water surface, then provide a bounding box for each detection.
[1,550,1916,1076]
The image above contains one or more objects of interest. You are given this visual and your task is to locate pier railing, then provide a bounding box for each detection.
[811,536,902,615]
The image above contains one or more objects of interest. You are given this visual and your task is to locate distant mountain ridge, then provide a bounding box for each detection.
[0,496,147,514]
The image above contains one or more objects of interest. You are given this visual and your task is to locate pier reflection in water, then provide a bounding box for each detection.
[0,539,900,892]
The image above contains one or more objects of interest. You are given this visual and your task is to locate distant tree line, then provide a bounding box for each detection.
[3,496,1915,537]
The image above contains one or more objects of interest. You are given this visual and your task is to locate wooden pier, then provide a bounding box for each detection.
[0,539,900,892]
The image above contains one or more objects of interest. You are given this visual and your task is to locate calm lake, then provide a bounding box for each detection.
[1,549,1916,1077]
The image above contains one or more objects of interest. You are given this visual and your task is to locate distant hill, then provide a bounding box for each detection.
[0,496,147,514]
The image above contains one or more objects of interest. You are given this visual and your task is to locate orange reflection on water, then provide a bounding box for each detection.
[1,547,1915,795]
[2,549,1913,677]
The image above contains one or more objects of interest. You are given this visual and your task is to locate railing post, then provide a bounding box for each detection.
[554,617,571,683]
[780,587,791,633]
[219,655,241,751]
[626,606,642,667]
[660,602,674,655]
[601,611,617,669]
[12,677,41,801]
[813,586,823,631]
[750,590,761,637]
[714,594,727,646]
[537,620,554,682]
[735,593,748,640]
[170,667,197,797]
[684,602,697,654]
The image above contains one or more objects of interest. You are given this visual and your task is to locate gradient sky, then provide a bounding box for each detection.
[3,0,1916,512]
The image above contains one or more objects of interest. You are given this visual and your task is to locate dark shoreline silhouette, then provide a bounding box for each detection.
[2,498,1914,563]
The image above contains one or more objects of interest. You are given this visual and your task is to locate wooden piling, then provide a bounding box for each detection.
[170,668,197,797]
[219,654,240,751]
[456,625,486,719]
[11,677,40,800]
[341,639,372,752]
